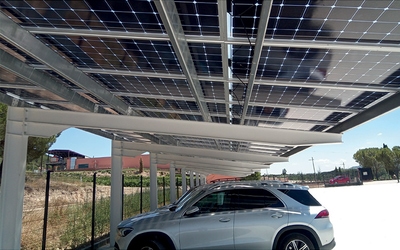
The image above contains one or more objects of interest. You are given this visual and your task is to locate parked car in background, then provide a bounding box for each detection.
[115,180,335,250]
[329,176,350,184]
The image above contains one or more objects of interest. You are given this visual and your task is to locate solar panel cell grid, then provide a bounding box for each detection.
[0,0,399,157]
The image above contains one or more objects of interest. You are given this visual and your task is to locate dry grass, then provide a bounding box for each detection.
[21,173,144,249]
[22,174,95,249]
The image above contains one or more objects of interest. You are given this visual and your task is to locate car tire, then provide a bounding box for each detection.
[278,233,315,250]
[136,239,166,250]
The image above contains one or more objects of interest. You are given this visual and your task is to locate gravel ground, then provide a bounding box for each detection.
[310,180,400,250]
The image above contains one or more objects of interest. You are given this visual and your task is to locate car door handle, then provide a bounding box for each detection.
[219,218,231,222]
[271,213,283,218]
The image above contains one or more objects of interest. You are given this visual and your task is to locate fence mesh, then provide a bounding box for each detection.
[20,171,176,249]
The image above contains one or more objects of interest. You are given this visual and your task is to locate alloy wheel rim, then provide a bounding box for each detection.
[285,239,310,250]
[140,247,154,250]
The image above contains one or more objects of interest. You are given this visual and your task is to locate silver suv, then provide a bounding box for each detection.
[115,181,335,250]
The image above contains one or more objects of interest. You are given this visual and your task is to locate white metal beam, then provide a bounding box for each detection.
[0,12,131,115]
[0,122,28,249]
[240,0,273,125]
[119,142,287,163]
[13,107,342,146]
[181,167,187,193]
[189,171,194,188]
[174,164,254,176]
[156,154,265,171]
[69,68,398,93]
[25,27,400,53]
[170,163,176,203]
[0,50,105,113]
[218,0,231,123]
[159,160,261,174]
[149,153,158,210]
[110,140,123,248]
[196,174,200,186]
[154,0,211,122]
[186,168,246,177]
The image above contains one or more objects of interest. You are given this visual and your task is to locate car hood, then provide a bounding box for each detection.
[118,205,176,228]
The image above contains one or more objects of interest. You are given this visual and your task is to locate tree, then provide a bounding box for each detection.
[353,147,397,180]
[243,172,261,181]
[378,146,395,175]
[392,146,400,182]
[0,104,58,181]
[139,157,144,173]
[282,168,287,181]
[353,148,382,179]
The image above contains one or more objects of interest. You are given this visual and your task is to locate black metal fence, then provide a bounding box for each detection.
[21,171,187,249]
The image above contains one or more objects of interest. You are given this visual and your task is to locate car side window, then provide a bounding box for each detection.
[231,189,284,210]
[194,191,234,213]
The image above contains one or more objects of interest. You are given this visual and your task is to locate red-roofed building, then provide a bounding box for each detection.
[47,150,170,171]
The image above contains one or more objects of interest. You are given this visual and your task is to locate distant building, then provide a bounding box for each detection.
[47,149,170,171]
[358,167,373,181]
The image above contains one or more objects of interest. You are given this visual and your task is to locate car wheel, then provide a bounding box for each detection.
[136,239,166,250]
[278,233,315,250]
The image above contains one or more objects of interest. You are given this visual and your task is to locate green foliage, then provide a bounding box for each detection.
[243,172,261,181]
[353,146,400,180]
[49,171,183,188]
[58,188,171,249]
[0,104,7,154]
[0,103,58,177]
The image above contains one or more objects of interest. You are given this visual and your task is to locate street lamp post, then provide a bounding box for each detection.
[310,157,316,184]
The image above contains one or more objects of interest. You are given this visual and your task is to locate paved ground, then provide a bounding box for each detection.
[102,180,400,250]
[310,180,400,250]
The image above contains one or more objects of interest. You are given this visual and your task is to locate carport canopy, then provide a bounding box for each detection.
[0,0,400,249]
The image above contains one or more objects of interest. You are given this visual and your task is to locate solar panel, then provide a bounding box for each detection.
[0,0,399,160]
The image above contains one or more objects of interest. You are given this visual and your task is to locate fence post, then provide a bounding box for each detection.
[42,170,52,250]
[140,175,143,214]
[122,174,124,218]
[91,172,97,250]
[163,177,166,206]
[176,177,179,199]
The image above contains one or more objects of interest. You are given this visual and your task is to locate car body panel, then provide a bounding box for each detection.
[329,176,350,184]
[115,181,335,250]
[179,211,234,250]
[233,207,289,249]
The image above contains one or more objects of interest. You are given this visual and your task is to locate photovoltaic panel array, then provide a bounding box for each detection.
[0,0,399,163]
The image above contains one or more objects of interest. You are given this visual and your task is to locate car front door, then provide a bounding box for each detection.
[232,188,288,250]
[179,191,235,250]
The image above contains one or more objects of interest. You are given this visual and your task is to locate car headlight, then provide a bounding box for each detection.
[117,227,133,237]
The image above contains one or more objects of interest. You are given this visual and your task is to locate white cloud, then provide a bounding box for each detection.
[377,133,382,136]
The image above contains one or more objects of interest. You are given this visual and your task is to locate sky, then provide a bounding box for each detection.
[50,107,400,175]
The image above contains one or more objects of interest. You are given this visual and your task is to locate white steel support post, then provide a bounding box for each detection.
[170,162,177,203]
[196,174,200,186]
[190,171,194,188]
[181,168,187,193]
[0,131,28,249]
[110,140,123,247]
[150,153,158,210]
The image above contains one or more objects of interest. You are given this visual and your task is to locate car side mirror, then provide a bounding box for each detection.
[185,206,200,216]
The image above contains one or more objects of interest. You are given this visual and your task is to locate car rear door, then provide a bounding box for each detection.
[232,188,288,250]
